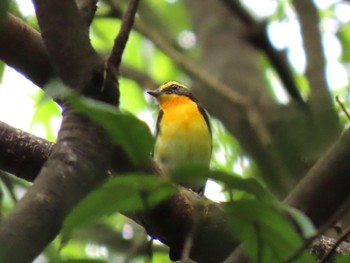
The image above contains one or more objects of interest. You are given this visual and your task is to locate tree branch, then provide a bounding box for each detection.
[292,0,328,99]
[0,0,124,261]
[3,117,350,262]
[1,3,349,262]
[104,4,274,157]
[285,127,350,227]
[33,0,104,93]
[0,13,53,87]
[0,113,112,263]
[292,0,339,132]
[75,0,99,27]
[221,0,304,105]
[107,0,140,71]
[0,120,53,182]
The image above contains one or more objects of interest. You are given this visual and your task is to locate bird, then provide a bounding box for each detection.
[147,81,212,194]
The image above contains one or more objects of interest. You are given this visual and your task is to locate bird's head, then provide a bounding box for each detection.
[147,81,195,107]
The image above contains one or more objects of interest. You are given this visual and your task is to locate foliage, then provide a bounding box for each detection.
[1,0,350,262]
[336,252,350,263]
[69,93,154,166]
[62,174,177,242]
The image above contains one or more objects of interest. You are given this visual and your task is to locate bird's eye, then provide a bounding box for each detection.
[170,85,178,90]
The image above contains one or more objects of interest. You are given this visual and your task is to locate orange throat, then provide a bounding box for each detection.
[158,94,193,110]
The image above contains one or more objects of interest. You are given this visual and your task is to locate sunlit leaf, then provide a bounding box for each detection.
[62,174,177,241]
[30,91,62,142]
[44,79,154,165]
[338,24,350,63]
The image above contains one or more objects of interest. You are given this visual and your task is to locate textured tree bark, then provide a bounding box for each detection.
[0,110,112,263]
[0,14,53,86]
[0,120,53,182]
[0,0,118,261]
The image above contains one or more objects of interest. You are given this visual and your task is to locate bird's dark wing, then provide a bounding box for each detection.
[197,104,212,136]
[155,109,164,138]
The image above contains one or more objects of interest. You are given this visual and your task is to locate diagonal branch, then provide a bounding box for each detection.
[0,13,53,87]
[108,0,140,70]
[1,3,349,262]
[292,0,338,121]
[292,0,328,97]
[221,0,304,105]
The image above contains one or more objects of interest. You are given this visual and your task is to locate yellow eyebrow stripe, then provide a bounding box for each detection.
[159,81,188,91]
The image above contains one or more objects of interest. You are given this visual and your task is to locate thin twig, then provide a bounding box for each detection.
[107,0,140,70]
[336,96,350,121]
[321,227,350,263]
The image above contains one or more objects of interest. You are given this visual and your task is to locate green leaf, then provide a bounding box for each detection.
[172,166,274,200]
[43,80,154,165]
[0,62,5,82]
[225,199,316,263]
[336,252,350,263]
[70,94,154,165]
[30,90,62,141]
[281,205,316,238]
[62,174,177,241]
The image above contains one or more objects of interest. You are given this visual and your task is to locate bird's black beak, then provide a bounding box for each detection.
[147,90,161,98]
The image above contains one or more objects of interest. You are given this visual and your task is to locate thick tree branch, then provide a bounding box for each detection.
[0,13,53,87]
[0,112,112,263]
[0,119,238,263]
[229,128,350,262]
[0,3,349,263]
[0,0,125,261]
[33,0,108,97]
[0,121,53,182]
[285,128,350,227]
[75,0,99,27]
[3,118,350,262]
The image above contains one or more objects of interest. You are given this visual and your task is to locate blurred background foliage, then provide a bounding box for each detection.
[1,0,350,262]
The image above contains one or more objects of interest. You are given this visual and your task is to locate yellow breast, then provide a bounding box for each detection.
[154,96,212,174]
